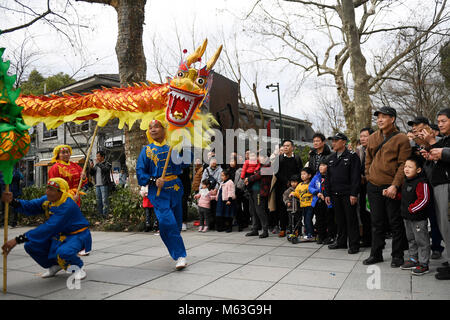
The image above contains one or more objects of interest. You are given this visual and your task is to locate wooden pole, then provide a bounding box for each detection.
[3,184,9,294]
[75,123,100,198]
[157,146,173,197]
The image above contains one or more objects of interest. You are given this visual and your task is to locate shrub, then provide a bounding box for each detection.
[16,186,47,226]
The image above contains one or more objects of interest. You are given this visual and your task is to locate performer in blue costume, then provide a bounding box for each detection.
[1,177,91,280]
[136,119,190,270]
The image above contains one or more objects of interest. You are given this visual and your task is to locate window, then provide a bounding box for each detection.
[68,121,90,134]
[43,124,57,139]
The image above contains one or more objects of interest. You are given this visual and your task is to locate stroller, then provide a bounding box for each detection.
[287,196,303,244]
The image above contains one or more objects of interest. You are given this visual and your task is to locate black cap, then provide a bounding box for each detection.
[407,116,430,126]
[374,106,397,118]
[430,123,439,131]
[327,132,348,141]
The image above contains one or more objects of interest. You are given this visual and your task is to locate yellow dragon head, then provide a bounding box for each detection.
[166,39,222,130]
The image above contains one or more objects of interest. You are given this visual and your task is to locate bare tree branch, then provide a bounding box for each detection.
[1,0,52,34]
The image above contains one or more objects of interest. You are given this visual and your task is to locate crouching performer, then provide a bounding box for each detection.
[1,178,91,280]
[136,119,189,270]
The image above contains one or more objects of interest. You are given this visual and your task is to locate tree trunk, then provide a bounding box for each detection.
[341,0,372,142]
[114,0,147,193]
[78,0,148,193]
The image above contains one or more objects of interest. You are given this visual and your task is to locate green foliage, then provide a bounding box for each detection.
[20,69,75,95]
[16,185,200,232]
[81,185,146,231]
[294,145,311,167]
[108,186,145,223]
[20,185,46,199]
[16,185,47,226]
[80,186,98,218]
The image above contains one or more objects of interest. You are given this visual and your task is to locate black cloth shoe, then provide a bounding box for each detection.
[259,231,269,239]
[316,238,324,245]
[436,266,450,274]
[363,256,383,265]
[328,243,347,250]
[442,261,449,267]
[245,231,259,237]
[323,237,334,245]
[435,272,450,280]
[144,224,152,232]
[391,257,404,268]
[348,248,359,254]
[360,241,371,248]
[431,251,442,259]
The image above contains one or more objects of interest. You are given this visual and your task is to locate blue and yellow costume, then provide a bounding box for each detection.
[136,136,190,261]
[17,178,92,270]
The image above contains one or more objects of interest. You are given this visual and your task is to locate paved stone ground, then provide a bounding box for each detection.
[0,226,449,300]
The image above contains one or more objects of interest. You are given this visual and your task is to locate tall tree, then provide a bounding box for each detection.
[75,0,147,192]
[247,0,449,141]
[375,35,450,129]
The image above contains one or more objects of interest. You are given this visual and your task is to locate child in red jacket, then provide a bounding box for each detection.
[241,151,261,179]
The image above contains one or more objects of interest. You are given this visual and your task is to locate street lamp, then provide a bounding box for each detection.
[266,82,283,141]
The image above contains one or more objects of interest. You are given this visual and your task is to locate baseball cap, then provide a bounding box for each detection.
[430,123,439,131]
[327,132,348,141]
[407,116,430,126]
[374,106,397,118]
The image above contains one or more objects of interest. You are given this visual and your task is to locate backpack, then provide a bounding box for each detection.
[206,168,218,190]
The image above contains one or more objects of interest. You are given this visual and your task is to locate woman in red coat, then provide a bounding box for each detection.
[48,145,87,207]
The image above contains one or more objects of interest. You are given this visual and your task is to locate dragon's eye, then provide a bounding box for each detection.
[177,71,185,78]
[196,77,205,86]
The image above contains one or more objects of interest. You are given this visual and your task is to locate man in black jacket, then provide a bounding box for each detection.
[89,151,112,217]
[325,133,361,254]
[358,127,374,247]
[274,139,303,237]
[308,133,332,174]
[420,108,450,280]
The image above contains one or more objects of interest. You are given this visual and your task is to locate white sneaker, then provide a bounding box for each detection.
[41,265,62,278]
[175,257,187,270]
[198,226,203,232]
[78,249,90,256]
[74,267,87,280]
[182,223,187,231]
[202,226,208,233]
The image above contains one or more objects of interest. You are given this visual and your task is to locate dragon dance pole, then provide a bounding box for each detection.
[75,123,100,198]
[157,146,173,197]
[3,185,10,294]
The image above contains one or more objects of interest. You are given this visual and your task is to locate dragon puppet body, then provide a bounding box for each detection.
[17,39,222,148]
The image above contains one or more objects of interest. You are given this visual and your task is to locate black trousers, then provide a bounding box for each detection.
[314,201,327,240]
[331,194,360,249]
[249,190,269,232]
[327,207,337,239]
[359,183,372,245]
[235,190,250,228]
[275,185,288,231]
[367,182,407,259]
[314,200,331,240]
[208,200,217,230]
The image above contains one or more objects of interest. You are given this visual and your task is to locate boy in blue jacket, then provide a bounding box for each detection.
[309,160,336,244]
